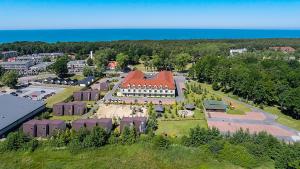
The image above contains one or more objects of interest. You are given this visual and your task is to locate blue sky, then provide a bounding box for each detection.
[0,0,300,30]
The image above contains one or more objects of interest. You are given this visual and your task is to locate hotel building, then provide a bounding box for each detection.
[120,70,176,97]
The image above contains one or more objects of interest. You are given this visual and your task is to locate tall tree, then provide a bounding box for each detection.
[1,71,18,88]
[51,56,69,78]
[116,53,129,70]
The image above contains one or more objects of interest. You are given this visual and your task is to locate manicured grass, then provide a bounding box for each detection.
[227,109,245,115]
[200,83,250,114]
[264,106,300,131]
[1,144,261,169]
[156,119,208,137]
[50,115,82,121]
[133,63,147,71]
[46,86,83,108]
[70,74,85,80]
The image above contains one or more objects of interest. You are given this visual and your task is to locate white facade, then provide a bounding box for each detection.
[67,60,86,73]
[230,48,247,56]
[121,86,175,97]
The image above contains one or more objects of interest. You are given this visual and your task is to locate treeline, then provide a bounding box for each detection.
[1,126,299,169]
[190,54,300,119]
[1,39,300,55]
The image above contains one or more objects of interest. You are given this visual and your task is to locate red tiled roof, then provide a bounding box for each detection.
[269,46,296,53]
[107,61,118,69]
[121,70,175,90]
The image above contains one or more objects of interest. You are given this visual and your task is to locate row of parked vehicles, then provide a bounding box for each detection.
[40,77,78,86]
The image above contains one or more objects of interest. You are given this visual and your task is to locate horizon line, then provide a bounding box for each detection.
[1,27,300,31]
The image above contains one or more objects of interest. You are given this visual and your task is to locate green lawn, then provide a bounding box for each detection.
[156,119,208,137]
[0,143,271,169]
[133,62,147,71]
[200,83,250,114]
[227,109,245,115]
[46,86,83,108]
[264,106,300,131]
[70,74,85,80]
[50,115,82,121]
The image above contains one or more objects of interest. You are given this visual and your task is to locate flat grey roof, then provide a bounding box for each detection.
[0,61,31,65]
[0,95,45,132]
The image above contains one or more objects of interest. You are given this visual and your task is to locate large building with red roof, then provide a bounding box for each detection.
[120,70,176,97]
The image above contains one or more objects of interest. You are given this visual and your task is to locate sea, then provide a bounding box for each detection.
[1,29,300,43]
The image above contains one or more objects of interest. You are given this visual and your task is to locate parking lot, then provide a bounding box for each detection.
[0,85,64,101]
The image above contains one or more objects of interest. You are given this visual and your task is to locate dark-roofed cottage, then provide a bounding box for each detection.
[48,120,66,136]
[36,120,49,137]
[120,117,147,133]
[53,102,64,116]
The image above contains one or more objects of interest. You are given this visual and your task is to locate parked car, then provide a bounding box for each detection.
[10,92,18,96]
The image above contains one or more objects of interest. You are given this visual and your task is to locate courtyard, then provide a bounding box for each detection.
[94,104,148,119]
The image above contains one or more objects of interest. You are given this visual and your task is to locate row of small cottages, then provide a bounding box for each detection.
[23,117,147,138]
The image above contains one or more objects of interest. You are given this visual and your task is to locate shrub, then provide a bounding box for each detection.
[121,126,137,145]
[83,127,108,147]
[1,132,28,151]
[153,135,170,149]
[218,143,259,169]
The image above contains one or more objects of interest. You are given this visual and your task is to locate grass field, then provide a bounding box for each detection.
[50,115,82,121]
[70,74,85,80]
[156,119,208,137]
[200,83,250,114]
[0,143,274,169]
[46,86,83,108]
[264,106,300,131]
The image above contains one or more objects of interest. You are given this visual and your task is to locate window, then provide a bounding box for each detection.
[128,89,131,92]
[160,90,163,93]
[165,90,168,93]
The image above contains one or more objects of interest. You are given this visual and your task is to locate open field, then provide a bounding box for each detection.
[46,86,83,108]
[156,119,208,137]
[0,144,274,169]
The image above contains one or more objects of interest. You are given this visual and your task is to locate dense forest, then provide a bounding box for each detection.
[190,55,300,119]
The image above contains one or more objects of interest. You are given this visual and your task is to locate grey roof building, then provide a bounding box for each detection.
[203,100,227,112]
[0,61,34,74]
[67,60,86,73]
[0,95,45,137]
[79,76,95,87]
[185,103,196,110]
